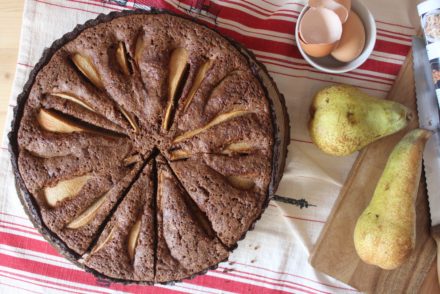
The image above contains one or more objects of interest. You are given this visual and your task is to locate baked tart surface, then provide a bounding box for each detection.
[9,11,287,284]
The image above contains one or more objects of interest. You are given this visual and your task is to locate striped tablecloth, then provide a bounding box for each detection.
[0,0,418,293]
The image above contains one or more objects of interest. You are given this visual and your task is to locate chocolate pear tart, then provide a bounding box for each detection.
[9,10,289,284]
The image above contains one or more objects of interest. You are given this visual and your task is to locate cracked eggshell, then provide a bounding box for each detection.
[299,7,343,45]
[331,11,366,62]
[299,38,337,58]
[309,0,350,23]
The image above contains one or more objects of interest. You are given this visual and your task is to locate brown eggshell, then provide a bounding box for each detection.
[299,38,337,58]
[331,11,366,62]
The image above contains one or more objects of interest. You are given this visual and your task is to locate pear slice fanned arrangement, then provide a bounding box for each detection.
[309,84,431,270]
[16,14,277,282]
[70,52,139,133]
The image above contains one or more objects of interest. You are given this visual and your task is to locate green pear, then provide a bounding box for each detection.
[309,85,413,156]
[353,129,432,270]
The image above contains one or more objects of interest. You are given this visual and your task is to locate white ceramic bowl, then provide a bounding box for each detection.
[295,0,376,73]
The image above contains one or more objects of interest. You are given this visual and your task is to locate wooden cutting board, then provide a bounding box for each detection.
[309,51,438,293]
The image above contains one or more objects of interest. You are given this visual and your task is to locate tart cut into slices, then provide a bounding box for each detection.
[9,10,287,284]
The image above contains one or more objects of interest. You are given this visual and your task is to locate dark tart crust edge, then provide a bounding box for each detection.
[8,8,290,285]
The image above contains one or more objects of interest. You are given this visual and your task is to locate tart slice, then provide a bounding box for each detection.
[169,157,261,248]
[82,162,155,281]
[155,156,228,282]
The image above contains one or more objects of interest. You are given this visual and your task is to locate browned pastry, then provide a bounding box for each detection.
[9,10,287,284]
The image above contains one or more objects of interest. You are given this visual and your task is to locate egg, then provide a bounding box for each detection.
[308,0,349,23]
[299,7,343,44]
[299,38,337,58]
[331,11,366,62]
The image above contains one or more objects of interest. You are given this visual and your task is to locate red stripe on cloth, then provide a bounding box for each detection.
[254,53,394,85]
[221,0,413,42]
[220,0,299,18]
[0,281,42,294]
[188,273,292,294]
[0,272,87,294]
[259,0,306,9]
[223,0,302,15]
[255,53,395,83]
[1,219,38,231]
[1,232,279,293]
[67,0,123,11]
[283,215,326,224]
[218,266,331,294]
[17,62,34,68]
[373,39,411,57]
[217,269,320,294]
[291,138,313,144]
[0,232,61,256]
[376,19,414,30]
[228,0,297,15]
[377,32,411,43]
[221,0,413,39]
[0,224,42,237]
[123,0,409,79]
[357,58,401,77]
[217,7,295,34]
[370,53,404,63]
[214,26,404,76]
[260,59,393,86]
[0,211,30,220]
[231,261,360,292]
[0,253,183,293]
[377,27,413,39]
[1,267,142,294]
[1,245,73,269]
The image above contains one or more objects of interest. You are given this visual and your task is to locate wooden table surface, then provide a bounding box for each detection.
[0,1,438,292]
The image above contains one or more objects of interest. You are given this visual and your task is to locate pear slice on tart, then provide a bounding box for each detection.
[71,53,104,89]
[163,48,189,131]
[44,174,92,207]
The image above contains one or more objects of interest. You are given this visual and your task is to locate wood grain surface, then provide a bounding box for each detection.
[0,1,438,292]
[0,1,24,139]
[310,52,440,293]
